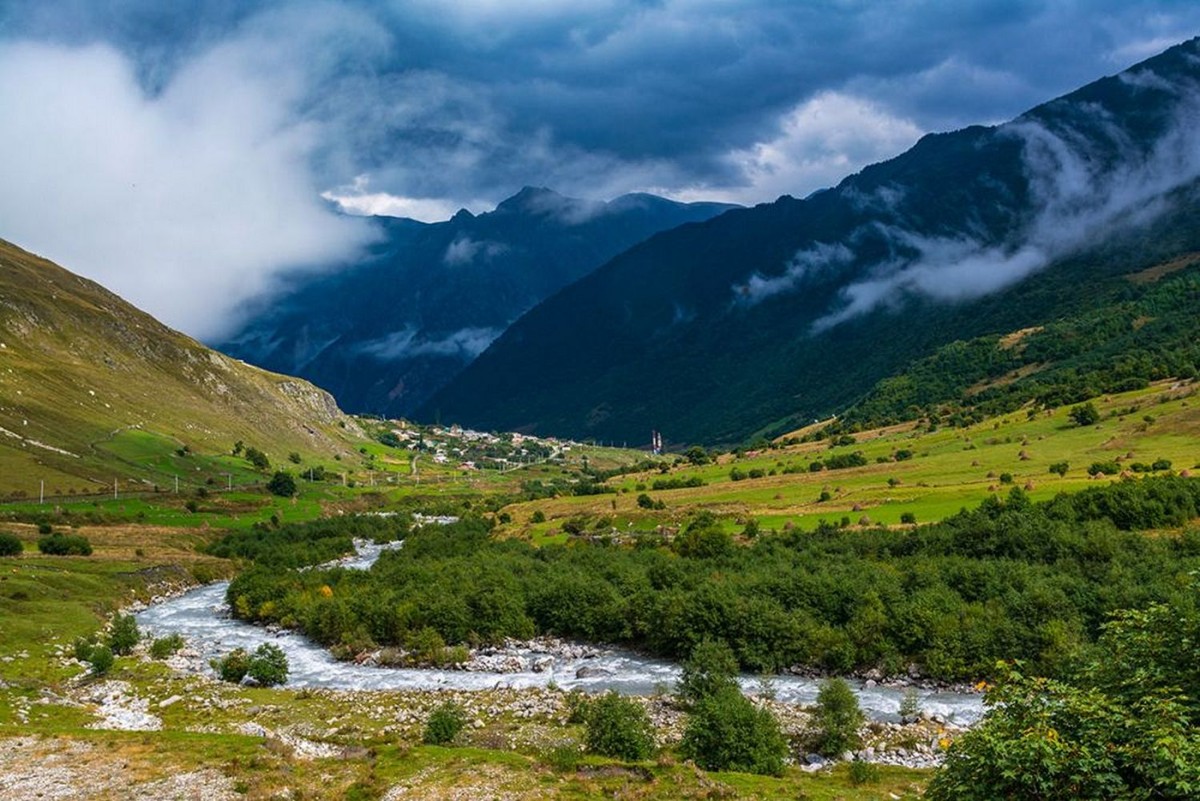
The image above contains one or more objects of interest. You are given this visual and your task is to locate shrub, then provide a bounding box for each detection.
[546,743,582,772]
[213,647,252,683]
[423,701,467,745]
[37,522,52,535]
[1088,461,1122,476]
[88,645,114,676]
[0,532,22,556]
[680,686,786,775]
[73,636,96,662]
[677,638,739,706]
[149,634,185,659]
[37,532,93,556]
[812,678,864,756]
[267,471,297,497]
[899,688,921,723]
[107,614,140,655]
[1069,402,1101,426]
[247,643,289,686]
[584,692,654,761]
[900,512,917,525]
[530,510,546,523]
[1048,461,1069,477]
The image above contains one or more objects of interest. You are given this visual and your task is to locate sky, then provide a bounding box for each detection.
[0,1,1197,339]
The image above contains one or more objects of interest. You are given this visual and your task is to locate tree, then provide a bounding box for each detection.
[928,584,1200,800]
[212,648,252,683]
[267,471,296,497]
[87,645,114,676]
[1069,402,1101,427]
[812,678,864,756]
[584,692,655,761]
[244,446,270,470]
[677,638,739,706]
[680,686,787,775]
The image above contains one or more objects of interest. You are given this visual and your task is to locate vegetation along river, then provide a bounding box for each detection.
[136,539,983,725]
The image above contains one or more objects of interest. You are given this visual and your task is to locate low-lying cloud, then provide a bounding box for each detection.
[805,64,1200,330]
[358,326,502,361]
[0,38,372,340]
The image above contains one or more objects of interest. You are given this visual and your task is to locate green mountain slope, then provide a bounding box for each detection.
[425,38,1200,446]
[0,239,363,498]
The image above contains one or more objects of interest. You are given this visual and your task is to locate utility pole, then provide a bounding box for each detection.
[113,478,118,500]
[174,475,179,494]
[39,479,44,505]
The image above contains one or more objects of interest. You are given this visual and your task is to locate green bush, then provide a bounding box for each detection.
[149,634,185,659]
[583,692,654,761]
[0,532,22,556]
[212,647,252,683]
[267,471,297,497]
[247,643,289,686]
[423,701,467,745]
[108,614,140,655]
[812,678,864,756]
[88,645,114,676]
[680,686,786,775]
[37,532,93,556]
[545,743,582,772]
[1088,461,1122,476]
[73,636,95,662]
[1069,402,1101,426]
[848,758,881,786]
[677,638,739,706]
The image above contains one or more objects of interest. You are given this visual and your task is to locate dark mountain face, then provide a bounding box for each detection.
[425,38,1200,446]
[217,188,736,417]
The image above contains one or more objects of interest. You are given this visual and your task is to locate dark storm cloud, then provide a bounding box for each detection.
[0,0,1197,336]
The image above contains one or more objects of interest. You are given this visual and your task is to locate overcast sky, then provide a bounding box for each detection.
[0,1,1197,339]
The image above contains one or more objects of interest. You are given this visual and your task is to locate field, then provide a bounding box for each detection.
[501,379,1200,541]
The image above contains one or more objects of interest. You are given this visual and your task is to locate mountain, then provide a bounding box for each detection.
[217,188,736,418]
[0,239,363,498]
[425,38,1200,446]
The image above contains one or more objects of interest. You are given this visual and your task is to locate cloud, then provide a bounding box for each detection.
[811,65,1200,330]
[718,92,922,203]
[442,236,509,266]
[358,327,502,360]
[0,37,372,340]
[322,175,471,222]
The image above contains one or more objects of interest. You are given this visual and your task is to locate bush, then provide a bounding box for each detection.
[530,510,546,523]
[108,614,140,655]
[584,692,654,761]
[1088,461,1122,476]
[677,638,739,706]
[247,643,289,686]
[423,700,467,745]
[1049,461,1070,477]
[0,532,22,556]
[212,647,252,683]
[546,743,582,772]
[900,512,917,525]
[812,678,864,756]
[88,645,114,676]
[73,636,96,662]
[149,634,185,659]
[37,522,52,535]
[37,532,93,556]
[1069,402,1101,426]
[267,471,297,497]
[680,686,786,775]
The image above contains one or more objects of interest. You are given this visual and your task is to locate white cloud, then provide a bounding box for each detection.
[442,236,508,266]
[358,327,502,360]
[719,92,923,203]
[322,175,472,222]
[0,38,372,340]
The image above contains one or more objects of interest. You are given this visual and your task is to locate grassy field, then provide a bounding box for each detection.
[500,379,1200,540]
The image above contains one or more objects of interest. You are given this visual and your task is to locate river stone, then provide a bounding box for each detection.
[575,665,613,679]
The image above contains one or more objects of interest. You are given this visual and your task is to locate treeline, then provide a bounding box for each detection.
[225,476,1200,681]
[827,268,1200,433]
[206,514,408,568]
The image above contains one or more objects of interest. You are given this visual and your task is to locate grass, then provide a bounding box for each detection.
[497,380,1200,539]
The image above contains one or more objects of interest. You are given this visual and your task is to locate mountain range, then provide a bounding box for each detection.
[423,37,1200,446]
[217,188,735,418]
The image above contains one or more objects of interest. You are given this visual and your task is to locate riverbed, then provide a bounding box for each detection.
[135,540,984,725]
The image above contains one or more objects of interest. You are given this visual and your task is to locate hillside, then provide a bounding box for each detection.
[0,239,364,498]
[218,188,735,418]
[426,38,1200,446]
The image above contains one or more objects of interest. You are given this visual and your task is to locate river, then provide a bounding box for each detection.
[135,539,984,725]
